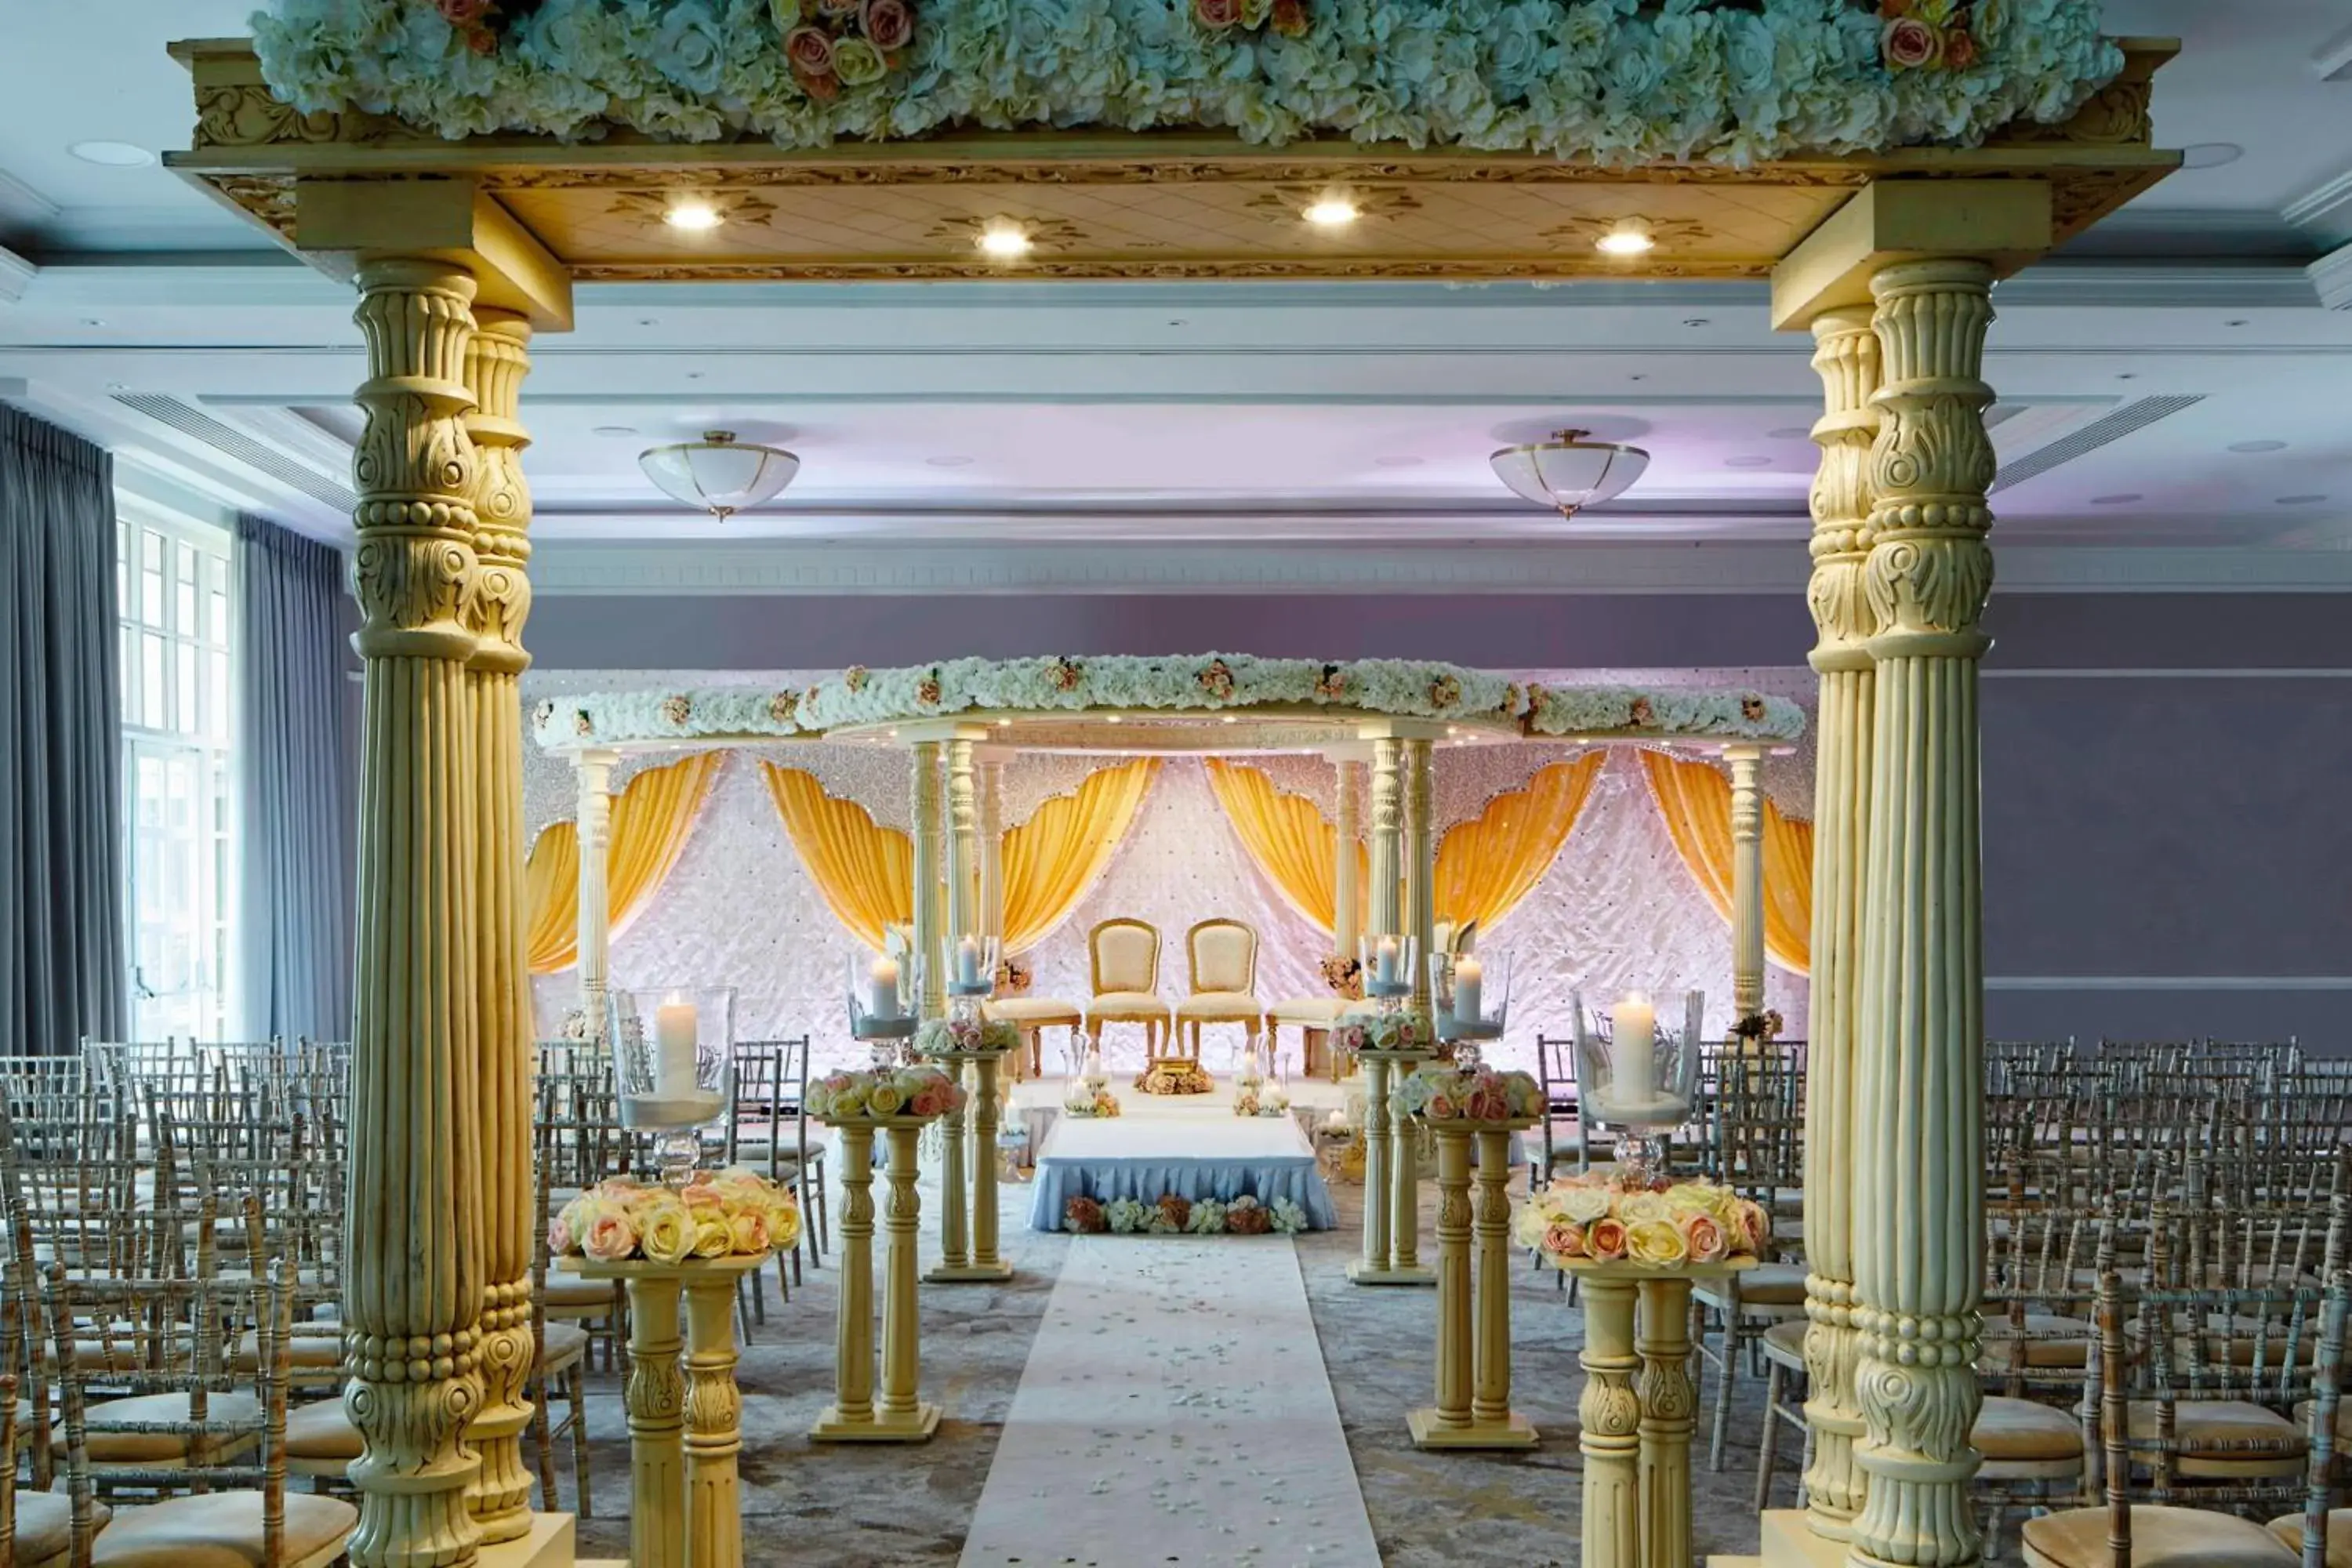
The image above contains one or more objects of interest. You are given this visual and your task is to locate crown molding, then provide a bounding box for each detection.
[526,540,2352,597]
[0,244,32,305]
[2284,165,2352,244]
[2311,242,2352,311]
[0,167,61,230]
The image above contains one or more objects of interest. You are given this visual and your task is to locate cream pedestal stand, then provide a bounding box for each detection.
[567,1252,770,1568]
[1348,1046,1436,1287]
[917,1046,1017,1284]
[1408,1118,1539,1449]
[1566,1256,1755,1568]
[811,1116,945,1443]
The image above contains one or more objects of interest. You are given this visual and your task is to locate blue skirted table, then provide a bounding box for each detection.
[1027,1112,1339,1230]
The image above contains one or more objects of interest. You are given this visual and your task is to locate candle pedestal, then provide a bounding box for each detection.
[1347,1045,1437,1287]
[1408,1118,1540,1449]
[566,1252,770,1568]
[811,1116,944,1443]
[1558,1257,1755,1568]
[916,1041,1017,1284]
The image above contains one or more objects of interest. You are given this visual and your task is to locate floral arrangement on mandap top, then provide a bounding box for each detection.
[1062,1080,1121,1119]
[552,1167,800,1265]
[804,1064,966,1122]
[1396,1064,1545,1123]
[914,1016,1020,1056]
[1516,1172,1770,1270]
[1065,1192,1308,1236]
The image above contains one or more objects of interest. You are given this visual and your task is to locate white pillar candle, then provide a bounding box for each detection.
[1082,1045,1105,1084]
[1453,956,1483,1027]
[655,996,700,1097]
[957,935,983,988]
[1377,935,1399,988]
[1612,992,1655,1109]
[869,956,901,1021]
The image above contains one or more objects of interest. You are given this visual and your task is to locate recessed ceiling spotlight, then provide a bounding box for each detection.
[995,719,1011,728]
[1723,456,1775,470]
[591,424,639,437]
[663,200,723,231]
[2227,440,2288,454]
[978,221,1033,259]
[1303,194,1360,228]
[1766,426,1814,441]
[1682,318,1711,328]
[2180,142,2244,169]
[1221,715,1237,724]
[80,318,104,328]
[637,317,660,327]
[68,140,153,167]
[1105,714,1123,724]
[2224,318,2250,328]
[925,455,976,468]
[2276,494,2328,505]
[2091,494,2143,505]
[1373,455,1425,468]
[2116,372,2137,380]
[1595,219,1656,256]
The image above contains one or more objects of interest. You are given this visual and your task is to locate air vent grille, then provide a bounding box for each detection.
[1991,395,2204,494]
[110,394,357,514]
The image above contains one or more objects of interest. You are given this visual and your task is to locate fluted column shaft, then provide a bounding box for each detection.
[1847,260,1996,1568]
[343,256,488,1568]
[1367,739,1401,943]
[977,757,1006,950]
[1802,306,1882,1538]
[912,743,945,1019]
[1726,744,1766,1025]
[574,748,617,1035]
[1333,758,1363,960]
[460,307,535,1542]
[1402,738,1436,1010]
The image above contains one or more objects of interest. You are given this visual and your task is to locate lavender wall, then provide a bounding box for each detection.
[527,590,2352,1047]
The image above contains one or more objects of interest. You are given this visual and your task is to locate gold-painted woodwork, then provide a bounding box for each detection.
[296,178,573,331]
[1770,179,2052,330]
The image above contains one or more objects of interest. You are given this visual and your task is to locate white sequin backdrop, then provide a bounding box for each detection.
[524,669,1812,1075]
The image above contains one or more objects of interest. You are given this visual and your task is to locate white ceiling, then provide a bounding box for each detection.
[2,4,2350,592]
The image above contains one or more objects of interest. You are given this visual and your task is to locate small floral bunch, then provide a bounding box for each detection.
[1319,955,1363,1000]
[766,690,800,724]
[1234,1087,1290,1118]
[1069,1192,1310,1235]
[1065,1195,1108,1234]
[915,1016,1019,1056]
[550,1167,800,1265]
[805,1065,965,1122]
[659,693,692,727]
[1227,1196,1273,1235]
[842,664,871,692]
[1196,658,1236,699]
[1063,1081,1121,1119]
[1515,1173,1769,1271]
[1192,0,1308,37]
[994,957,1033,996]
[779,0,916,96]
[1047,656,1084,692]
[1134,1058,1215,1096]
[429,0,543,56]
[1879,0,1981,71]
[1730,1009,1786,1044]
[1313,664,1348,702]
[1427,673,1462,710]
[1396,1064,1544,1124]
[1332,1009,1435,1056]
[914,668,943,706]
[1149,1194,1192,1234]
[1102,1196,1149,1232]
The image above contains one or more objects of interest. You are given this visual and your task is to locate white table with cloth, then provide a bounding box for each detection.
[1025,1105,1343,1231]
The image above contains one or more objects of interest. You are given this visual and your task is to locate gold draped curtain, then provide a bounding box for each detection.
[1001,758,1160,954]
[764,757,1159,955]
[1638,750,1814,975]
[1203,760,1367,938]
[524,752,727,975]
[761,764,914,952]
[1433,753,1606,931]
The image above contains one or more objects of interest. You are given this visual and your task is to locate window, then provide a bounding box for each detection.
[117,506,235,1043]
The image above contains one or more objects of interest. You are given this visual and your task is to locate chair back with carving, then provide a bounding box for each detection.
[1186,920,1258,996]
[1089,920,1161,996]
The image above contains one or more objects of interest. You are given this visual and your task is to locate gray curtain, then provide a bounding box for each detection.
[235,514,354,1041]
[0,405,124,1057]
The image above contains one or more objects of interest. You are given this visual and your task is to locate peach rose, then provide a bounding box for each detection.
[728,1212,771,1254]
[1466,1091,1508,1122]
[860,0,913,51]
[1882,16,1939,69]
[1737,1199,1772,1255]
[1679,1211,1729,1264]
[581,1210,639,1262]
[546,1218,575,1256]
[1943,27,1977,68]
[1587,1218,1629,1261]
[1542,1221,1586,1259]
[909,1087,946,1118]
[785,24,836,74]
[1195,0,1241,26]
[1425,1093,1457,1120]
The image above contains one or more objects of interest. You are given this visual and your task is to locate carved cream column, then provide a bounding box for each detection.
[1349,739,1403,1287]
[460,307,535,1542]
[912,742,945,1020]
[1579,1277,1642,1568]
[1725,744,1766,1026]
[343,256,487,1568]
[1846,259,1996,1568]
[1367,738,1402,949]
[1403,737,1436,1010]
[1636,1278,1701,1568]
[1332,757,1363,960]
[926,739,972,1281]
[1802,304,1882,1540]
[977,755,1007,953]
[574,747,618,1036]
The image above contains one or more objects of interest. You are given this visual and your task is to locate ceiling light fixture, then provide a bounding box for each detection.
[592,424,639,438]
[1594,219,1656,256]
[2227,440,2288,454]
[663,199,724,231]
[68,140,153,167]
[1489,428,1651,518]
[1303,194,1360,228]
[978,221,1033,259]
[637,430,800,521]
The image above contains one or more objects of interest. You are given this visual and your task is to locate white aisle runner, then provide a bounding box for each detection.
[959,1238,1381,1568]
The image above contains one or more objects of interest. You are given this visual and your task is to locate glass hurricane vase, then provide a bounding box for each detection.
[610,984,733,1188]
[1572,988,1704,1187]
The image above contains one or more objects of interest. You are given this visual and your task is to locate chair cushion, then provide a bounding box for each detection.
[59,1392,262,1464]
[283,1399,362,1461]
[232,1329,344,1374]
[539,1276,619,1311]
[1088,993,1170,1018]
[13,1489,109,1564]
[1980,1313,2095,1370]
[2267,1508,2352,1568]
[2125,1399,2305,1478]
[1174,993,1264,1022]
[2023,1504,2297,1567]
[537,1321,591,1372]
[1760,1319,1809,1368]
[985,998,1083,1026]
[89,1490,359,1568]
[1973,1395,2084,1463]
[1697,1262,1808,1308]
[1265,998,1345,1027]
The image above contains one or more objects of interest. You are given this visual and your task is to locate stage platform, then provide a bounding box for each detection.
[1025,1094,1341,1232]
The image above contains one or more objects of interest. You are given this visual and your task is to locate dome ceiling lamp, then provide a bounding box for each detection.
[638,430,800,521]
[1489,428,1651,519]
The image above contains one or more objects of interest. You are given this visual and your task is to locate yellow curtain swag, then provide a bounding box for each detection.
[1638,750,1813,975]
[524,751,726,975]
[1203,760,1367,938]
[762,763,916,953]
[1000,758,1160,955]
[1432,752,1605,931]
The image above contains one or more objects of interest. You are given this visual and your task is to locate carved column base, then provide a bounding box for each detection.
[1802,1280,1867,1540]
[466,1278,537,1543]
[1579,1278,1643,1568]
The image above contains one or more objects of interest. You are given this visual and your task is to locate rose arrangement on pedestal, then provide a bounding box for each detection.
[1396,1063,1544,1123]
[915,1016,1019,1056]
[1063,1192,1307,1236]
[805,1064,965,1121]
[1332,1009,1435,1057]
[551,1168,800,1264]
[1515,1173,1770,1270]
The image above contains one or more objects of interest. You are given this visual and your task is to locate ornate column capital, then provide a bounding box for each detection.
[1807,305,1883,677]
[464,308,533,679]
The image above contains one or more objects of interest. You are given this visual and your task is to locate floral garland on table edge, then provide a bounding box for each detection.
[804,1064,966,1120]
[914,1016,1021,1057]
[1332,1009,1436,1058]
[1232,1083,1290,1118]
[1396,1064,1546,1123]
[1064,1192,1308,1236]
[1062,1080,1121,1118]
[1517,1171,1770,1269]
[553,1168,801,1264]
[256,1,2120,168]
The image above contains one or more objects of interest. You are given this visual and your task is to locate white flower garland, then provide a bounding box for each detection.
[252,0,2119,165]
[530,655,1802,748]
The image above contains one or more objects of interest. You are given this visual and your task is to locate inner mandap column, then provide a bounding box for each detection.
[1846,259,1997,1568]
[343,255,489,1568]
[1800,305,1882,1541]
[1332,756,1362,962]
[1723,743,1766,1026]
[461,307,538,1541]
[1350,737,1403,1286]
[573,747,618,1035]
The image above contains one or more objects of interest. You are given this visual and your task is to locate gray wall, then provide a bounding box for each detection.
[526,590,2352,1047]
